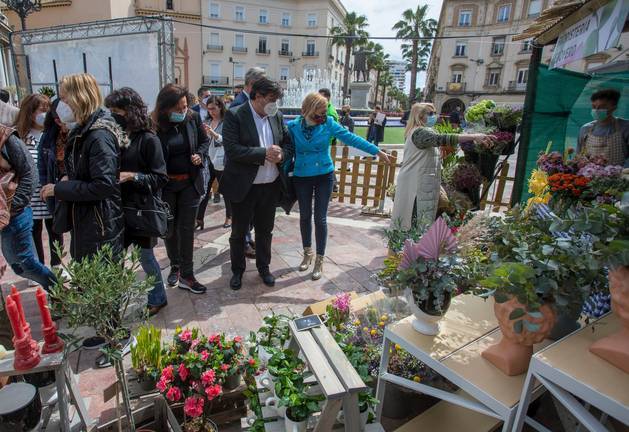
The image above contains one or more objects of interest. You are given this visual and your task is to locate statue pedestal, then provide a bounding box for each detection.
[350,82,372,109]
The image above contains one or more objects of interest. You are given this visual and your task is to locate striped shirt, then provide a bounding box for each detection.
[26,129,51,220]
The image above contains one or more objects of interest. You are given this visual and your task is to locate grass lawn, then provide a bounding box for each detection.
[354,126,405,145]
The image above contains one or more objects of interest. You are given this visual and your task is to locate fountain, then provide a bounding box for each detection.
[280,69,344,109]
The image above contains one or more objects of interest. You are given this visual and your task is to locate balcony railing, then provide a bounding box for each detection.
[256,48,270,55]
[206,44,223,52]
[202,76,229,86]
[446,82,466,94]
[278,50,292,57]
[508,81,527,92]
[232,46,248,53]
[302,51,319,57]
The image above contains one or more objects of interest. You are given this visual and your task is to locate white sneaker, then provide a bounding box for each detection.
[28,280,38,287]
[53,266,71,281]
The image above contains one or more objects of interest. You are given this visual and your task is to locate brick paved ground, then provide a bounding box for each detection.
[1,200,389,428]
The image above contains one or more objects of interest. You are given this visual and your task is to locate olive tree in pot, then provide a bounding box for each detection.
[50,245,152,432]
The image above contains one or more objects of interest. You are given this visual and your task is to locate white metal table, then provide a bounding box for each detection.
[512,313,629,432]
[375,294,550,431]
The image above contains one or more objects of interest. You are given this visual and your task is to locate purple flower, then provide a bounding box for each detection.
[331,293,351,313]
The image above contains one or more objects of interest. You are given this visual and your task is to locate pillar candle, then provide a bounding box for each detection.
[5,297,24,339]
[35,287,54,329]
[10,286,27,329]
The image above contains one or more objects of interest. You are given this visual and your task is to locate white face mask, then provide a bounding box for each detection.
[35,112,46,127]
[263,102,279,117]
[56,100,76,125]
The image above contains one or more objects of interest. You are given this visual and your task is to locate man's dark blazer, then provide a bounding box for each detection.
[219,102,294,204]
[230,91,248,109]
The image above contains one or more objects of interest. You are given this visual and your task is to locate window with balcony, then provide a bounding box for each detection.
[451,73,463,83]
[166,0,173,10]
[305,40,316,56]
[458,10,472,26]
[259,9,268,24]
[521,39,532,52]
[528,0,542,18]
[280,67,289,81]
[492,36,505,56]
[281,12,291,27]
[209,3,219,18]
[305,68,315,81]
[454,41,467,57]
[487,70,501,86]
[516,68,528,85]
[307,13,317,28]
[234,33,245,52]
[497,4,511,23]
[208,32,221,50]
[280,39,290,55]
[235,6,245,22]
[234,64,244,79]
[257,37,268,54]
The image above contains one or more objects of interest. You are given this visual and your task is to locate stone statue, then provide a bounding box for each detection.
[353,49,372,82]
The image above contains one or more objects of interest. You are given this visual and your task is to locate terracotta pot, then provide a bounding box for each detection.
[405,288,452,335]
[589,266,629,373]
[482,297,556,376]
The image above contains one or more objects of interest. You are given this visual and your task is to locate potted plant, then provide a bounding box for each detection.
[480,262,556,376]
[264,349,305,398]
[326,293,352,332]
[280,388,324,432]
[249,313,292,365]
[131,325,163,391]
[50,245,152,432]
[393,218,462,335]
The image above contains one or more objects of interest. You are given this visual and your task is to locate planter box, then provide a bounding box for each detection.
[302,291,386,316]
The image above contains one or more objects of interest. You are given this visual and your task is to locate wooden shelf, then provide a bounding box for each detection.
[395,399,502,432]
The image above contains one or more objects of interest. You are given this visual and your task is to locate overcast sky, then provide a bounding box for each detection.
[341,0,443,91]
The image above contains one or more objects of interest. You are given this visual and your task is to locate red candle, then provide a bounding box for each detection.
[10,286,27,329]
[5,297,25,339]
[36,287,54,329]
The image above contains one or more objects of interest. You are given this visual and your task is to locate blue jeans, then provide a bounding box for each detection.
[1,207,56,290]
[294,171,335,256]
[140,248,167,307]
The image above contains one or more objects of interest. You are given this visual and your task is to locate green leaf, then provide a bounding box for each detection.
[509,308,526,320]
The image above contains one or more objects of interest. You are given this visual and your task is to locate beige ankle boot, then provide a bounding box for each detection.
[312,255,324,280]
[299,247,314,271]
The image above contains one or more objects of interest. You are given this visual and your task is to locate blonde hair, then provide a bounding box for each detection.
[301,92,328,119]
[59,73,103,124]
[404,102,435,139]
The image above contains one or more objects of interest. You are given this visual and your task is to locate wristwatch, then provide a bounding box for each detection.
[134,173,140,182]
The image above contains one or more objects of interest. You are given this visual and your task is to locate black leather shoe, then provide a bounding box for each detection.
[167,266,180,287]
[230,273,243,290]
[259,271,275,287]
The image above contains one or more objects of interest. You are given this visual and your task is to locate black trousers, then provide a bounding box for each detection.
[229,180,280,274]
[32,218,63,266]
[198,168,232,221]
[163,179,200,278]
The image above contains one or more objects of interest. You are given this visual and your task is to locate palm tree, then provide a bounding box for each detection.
[331,12,369,98]
[379,71,395,108]
[366,42,389,106]
[393,6,437,101]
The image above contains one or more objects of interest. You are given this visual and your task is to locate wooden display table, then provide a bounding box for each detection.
[512,313,629,431]
[375,294,549,432]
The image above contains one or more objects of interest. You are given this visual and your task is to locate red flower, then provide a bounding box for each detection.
[161,365,174,382]
[166,386,182,402]
[220,363,230,372]
[156,377,168,392]
[201,369,216,386]
[200,350,210,361]
[205,384,222,400]
[179,329,192,343]
[233,335,243,344]
[208,334,220,344]
[178,363,189,382]
[183,396,204,418]
[248,357,256,366]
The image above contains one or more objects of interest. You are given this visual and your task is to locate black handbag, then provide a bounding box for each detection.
[123,187,172,238]
[52,200,72,234]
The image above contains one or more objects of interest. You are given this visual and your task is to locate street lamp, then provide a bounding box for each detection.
[4,0,42,31]
[229,56,236,93]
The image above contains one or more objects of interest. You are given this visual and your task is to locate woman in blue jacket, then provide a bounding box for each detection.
[287,92,389,280]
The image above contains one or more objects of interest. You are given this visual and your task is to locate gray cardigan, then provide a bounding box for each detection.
[2,135,37,215]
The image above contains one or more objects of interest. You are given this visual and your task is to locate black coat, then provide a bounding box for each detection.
[54,109,124,261]
[157,110,210,196]
[219,103,294,204]
[121,130,168,249]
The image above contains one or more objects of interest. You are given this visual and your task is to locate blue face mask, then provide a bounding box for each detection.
[169,111,186,123]
[591,108,609,122]
[426,114,437,127]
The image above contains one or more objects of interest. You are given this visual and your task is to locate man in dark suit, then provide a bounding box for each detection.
[191,86,212,122]
[220,78,293,290]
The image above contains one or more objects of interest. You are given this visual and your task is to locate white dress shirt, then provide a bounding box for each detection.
[249,101,279,184]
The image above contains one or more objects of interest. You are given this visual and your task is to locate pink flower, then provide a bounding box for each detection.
[166,386,182,402]
[208,334,220,344]
[233,336,243,344]
[201,369,216,386]
[205,384,222,400]
[183,396,204,418]
[332,293,351,313]
[178,363,189,382]
[191,338,201,349]
[156,377,168,392]
[200,350,210,361]
[190,380,202,392]
[179,329,192,343]
[161,365,174,382]
[220,363,230,372]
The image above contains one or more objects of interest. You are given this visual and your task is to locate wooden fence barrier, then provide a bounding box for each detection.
[479,161,514,212]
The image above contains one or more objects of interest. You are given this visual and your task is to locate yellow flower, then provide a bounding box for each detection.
[394,344,401,351]
[370,329,377,336]
[380,315,388,321]
[378,321,385,328]
[528,169,548,196]
[353,319,361,326]
[413,376,421,383]
[363,327,369,333]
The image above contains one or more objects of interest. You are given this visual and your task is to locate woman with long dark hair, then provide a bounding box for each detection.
[105,87,169,316]
[153,84,210,294]
[14,94,64,275]
[196,95,231,229]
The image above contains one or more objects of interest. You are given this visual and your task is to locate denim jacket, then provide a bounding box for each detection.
[287,115,379,177]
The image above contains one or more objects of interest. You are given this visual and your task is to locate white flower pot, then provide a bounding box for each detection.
[265,396,286,418]
[337,408,369,430]
[284,414,307,432]
[258,345,273,366]
[259,369,278,397]
[405,288,447,336]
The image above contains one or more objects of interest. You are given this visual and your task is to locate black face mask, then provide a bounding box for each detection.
[111,112,128,130]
